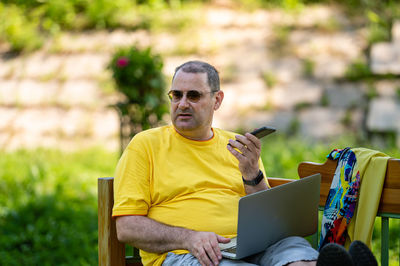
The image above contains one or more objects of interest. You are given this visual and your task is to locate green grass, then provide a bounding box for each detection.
[262,134,400,179]
[0,137,399,264]
[261,134,356,178]
[372,217,400,265]
[0,147,118,265]
[0,147,118,213]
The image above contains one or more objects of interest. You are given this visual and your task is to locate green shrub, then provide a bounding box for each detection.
[108,46,169,149]
[0,4,43,52]
[302,58,315,78]
[366,10,391,44]
[41,0,77,29]
[261,71,278,88]
[0,1,197,52]
[345,59,373,81]
[109,46,166,101]
[85,0,133,29]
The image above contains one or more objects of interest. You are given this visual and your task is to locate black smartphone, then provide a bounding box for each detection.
[250,126,276,139]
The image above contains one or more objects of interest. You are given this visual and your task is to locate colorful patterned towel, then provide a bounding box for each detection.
[319,147,360,250]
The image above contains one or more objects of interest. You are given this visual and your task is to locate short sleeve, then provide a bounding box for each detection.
[112,139,152,217]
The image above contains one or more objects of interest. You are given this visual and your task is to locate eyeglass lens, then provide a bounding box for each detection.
[168,90,203,102]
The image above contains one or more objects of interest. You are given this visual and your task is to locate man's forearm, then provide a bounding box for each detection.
[116,215,231,266]
[116,215,192,253]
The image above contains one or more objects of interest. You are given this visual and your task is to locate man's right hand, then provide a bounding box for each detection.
[185,231,231,266]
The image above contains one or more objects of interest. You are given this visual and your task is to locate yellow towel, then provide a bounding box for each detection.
[345,148,390,249]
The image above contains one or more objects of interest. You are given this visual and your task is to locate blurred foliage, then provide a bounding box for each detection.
[0,0,199,52]
[260,134,400,179]
[108,46,169,150]
[1,0,400,52]
[365,83,379,100]
[371,217,400,265]
[0,147,118,265]
[345,59,374,81]
[0,148,117,213]
[345,58,399,82]
[261,71,278,89]
[0,3,43,52]
[0,194,98,265]
[261,134,347,179]
[366,9,391,45]
[302,58,315,78]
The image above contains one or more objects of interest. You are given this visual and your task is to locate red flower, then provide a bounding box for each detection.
[116,57,129,68]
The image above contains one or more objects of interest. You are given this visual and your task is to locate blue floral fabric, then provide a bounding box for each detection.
[319,148,361,250]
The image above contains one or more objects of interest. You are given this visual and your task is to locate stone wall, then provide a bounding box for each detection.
[368,20,400,146]
[0,5,399,151]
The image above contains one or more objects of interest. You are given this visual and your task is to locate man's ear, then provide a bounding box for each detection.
[213,90,224,110]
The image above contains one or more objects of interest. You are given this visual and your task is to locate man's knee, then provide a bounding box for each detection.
[254,236,318,266]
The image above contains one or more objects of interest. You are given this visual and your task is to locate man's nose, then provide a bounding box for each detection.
[177,95,190,109]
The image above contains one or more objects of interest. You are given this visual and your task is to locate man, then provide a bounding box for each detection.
[112,60,319,266]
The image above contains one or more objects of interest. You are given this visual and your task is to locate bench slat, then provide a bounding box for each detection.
[267,177,293,187]
[298,158,400,214]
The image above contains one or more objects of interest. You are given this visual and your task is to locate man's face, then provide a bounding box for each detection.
[170,70,223,140]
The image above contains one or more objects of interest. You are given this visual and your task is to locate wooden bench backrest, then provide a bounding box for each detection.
[298,158,400,214]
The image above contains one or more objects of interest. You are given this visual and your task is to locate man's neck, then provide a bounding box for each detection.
[174,127,214,141]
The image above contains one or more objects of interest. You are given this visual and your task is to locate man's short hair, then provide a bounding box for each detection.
[173,60,220,92]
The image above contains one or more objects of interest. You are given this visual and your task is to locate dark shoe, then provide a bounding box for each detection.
[349,240,378,266]
[317,243,354,266]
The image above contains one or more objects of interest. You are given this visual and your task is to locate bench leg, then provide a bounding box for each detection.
[381,217,389,266]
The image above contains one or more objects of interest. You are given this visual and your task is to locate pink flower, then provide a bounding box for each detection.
[116,57,129,68]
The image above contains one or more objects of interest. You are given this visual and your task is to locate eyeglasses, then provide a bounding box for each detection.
[167,90,216,103]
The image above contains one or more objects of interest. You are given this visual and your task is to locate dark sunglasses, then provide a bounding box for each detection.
[167,90,216,103]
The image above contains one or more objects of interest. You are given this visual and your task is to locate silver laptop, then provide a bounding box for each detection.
[219,173,321,260]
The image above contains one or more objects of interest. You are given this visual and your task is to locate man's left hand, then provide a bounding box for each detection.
[227,132,261,180]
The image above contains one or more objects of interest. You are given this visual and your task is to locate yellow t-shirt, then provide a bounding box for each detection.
[112,125,268,265]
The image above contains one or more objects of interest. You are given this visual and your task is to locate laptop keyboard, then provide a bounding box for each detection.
[223,246,236,254]
[219,237,237,255]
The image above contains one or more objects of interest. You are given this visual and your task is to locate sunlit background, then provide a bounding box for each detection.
[0,0,399,265]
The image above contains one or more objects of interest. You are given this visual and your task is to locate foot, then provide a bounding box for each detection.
[316,243,354,266]
[348,240,378,266]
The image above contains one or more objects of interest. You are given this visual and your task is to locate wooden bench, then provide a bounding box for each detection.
[98,158,400,266]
